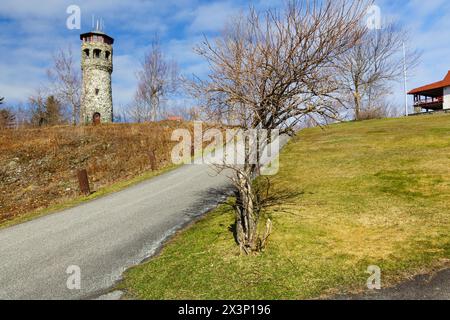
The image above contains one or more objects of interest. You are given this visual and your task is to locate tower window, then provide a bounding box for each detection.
[105,51,111,60]
[94,49,101,58]
[84,49,90,58]
[95,89,99,95]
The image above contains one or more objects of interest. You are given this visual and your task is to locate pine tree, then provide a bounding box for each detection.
[0,109,15,129]
[30,95,64,126]
[45,96,63,126]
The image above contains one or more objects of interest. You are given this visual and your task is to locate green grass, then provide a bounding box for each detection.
[0,164,179,230]
[120,114,450,299]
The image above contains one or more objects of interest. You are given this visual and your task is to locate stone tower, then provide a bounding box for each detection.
[80,27,114,125]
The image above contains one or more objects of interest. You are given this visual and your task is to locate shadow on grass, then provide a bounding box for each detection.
[227,184,305,246]
[178,175,304,247]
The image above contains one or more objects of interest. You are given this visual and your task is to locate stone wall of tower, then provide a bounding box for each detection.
[81,41,113,124]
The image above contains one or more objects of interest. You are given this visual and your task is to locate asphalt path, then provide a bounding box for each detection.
[0,134,288,300]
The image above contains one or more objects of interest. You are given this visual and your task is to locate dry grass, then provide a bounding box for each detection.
[0,121,195,224]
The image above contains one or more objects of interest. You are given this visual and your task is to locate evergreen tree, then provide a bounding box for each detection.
[45,96,63,126]
[0,108,15,129]
[30,95,64,126]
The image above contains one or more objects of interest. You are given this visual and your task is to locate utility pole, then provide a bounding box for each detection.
[403,42,408,116]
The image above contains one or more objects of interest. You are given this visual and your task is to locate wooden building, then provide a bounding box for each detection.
[408,71,450,113]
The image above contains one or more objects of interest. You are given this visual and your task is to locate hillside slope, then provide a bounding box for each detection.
[121,114,450,299]
[0,122,194,225]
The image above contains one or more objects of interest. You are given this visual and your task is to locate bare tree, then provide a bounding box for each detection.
[191,0,369,253]
[134,37,178,122]
[47,46,81,125]
[182,105,202,121]
[11,103,28,128]
[335,24,420,120]
[113,105,129,123]
[164,104,202,121]
[127,100,149,123]
[0,97,8,128]
[29,89,47,127]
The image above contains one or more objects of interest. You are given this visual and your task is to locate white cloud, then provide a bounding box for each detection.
[112,54,140,105]
[188,1,241,33]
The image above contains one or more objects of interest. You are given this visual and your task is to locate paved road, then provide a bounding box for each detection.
[335,267,450,300]
[0,164,233,300]
[0,135,288,300]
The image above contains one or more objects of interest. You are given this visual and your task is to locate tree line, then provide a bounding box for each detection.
[1,2,418,130]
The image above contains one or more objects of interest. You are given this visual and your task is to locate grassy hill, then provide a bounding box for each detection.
[120,114,450,299]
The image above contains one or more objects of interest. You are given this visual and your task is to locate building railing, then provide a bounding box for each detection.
[413,96,443,108]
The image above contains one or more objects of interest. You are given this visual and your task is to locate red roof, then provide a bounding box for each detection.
[408,71,450,95]
[167,116,183,121]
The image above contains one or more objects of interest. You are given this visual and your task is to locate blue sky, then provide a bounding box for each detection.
[0,0,449,113]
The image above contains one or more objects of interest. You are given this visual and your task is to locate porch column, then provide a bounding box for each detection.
[444,86,450,110]
[413,95,421,113]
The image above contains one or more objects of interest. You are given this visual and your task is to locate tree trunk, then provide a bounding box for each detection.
[354,90,362,121]
[234,170,258,252]
[72,104,76,126]
[150,95,159,122]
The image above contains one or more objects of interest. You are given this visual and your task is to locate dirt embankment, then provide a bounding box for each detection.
[0,121,196,223]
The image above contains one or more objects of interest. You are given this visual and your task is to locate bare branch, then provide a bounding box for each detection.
[335,22,421,120]
[190,0,371,252]
[133,36,179,122]
[47,46,81,125]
